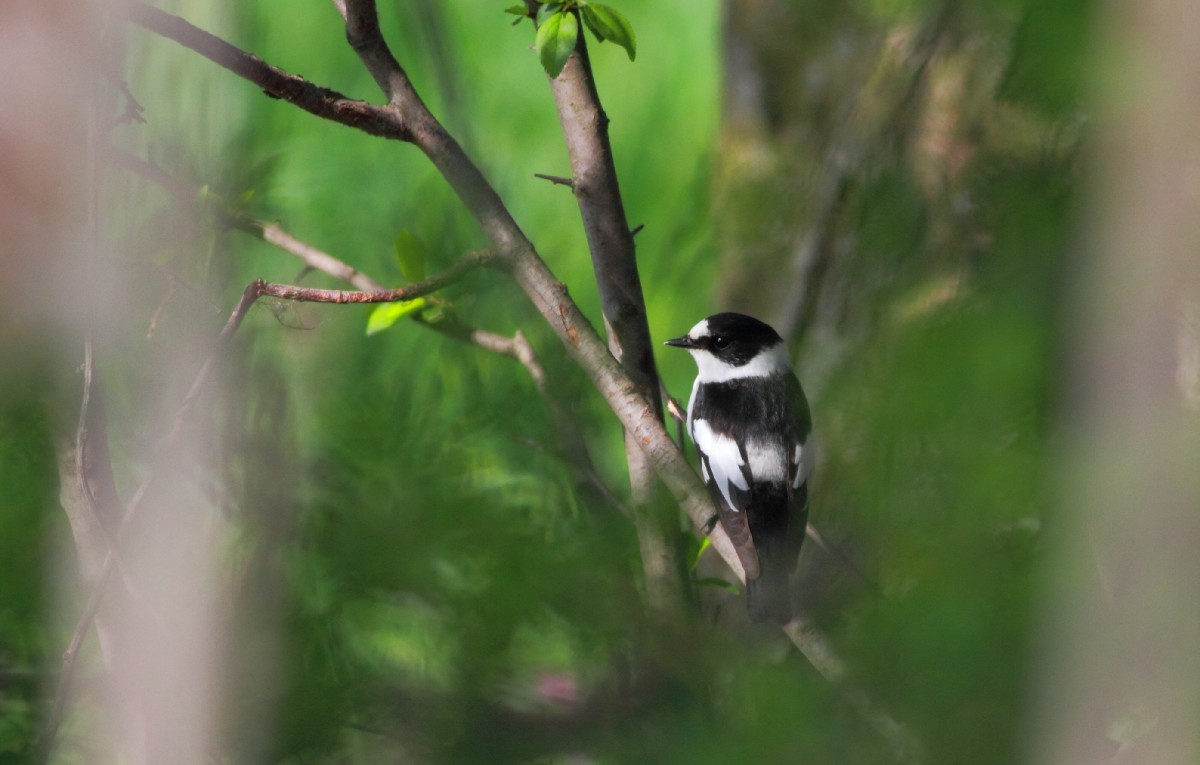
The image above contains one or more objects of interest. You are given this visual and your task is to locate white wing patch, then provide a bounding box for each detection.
[791,441,812,490]
[745,439,787,482]
[685,377,701,443]
[692,418,749,512]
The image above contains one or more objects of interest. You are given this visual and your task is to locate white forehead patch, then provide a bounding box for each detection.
[687,318,711,340]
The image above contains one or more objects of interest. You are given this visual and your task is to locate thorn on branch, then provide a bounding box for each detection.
[661,383,688,455]
[146,276,182,339]
[534,173,575,189]
[103,72,146,127]
[629,223,644,238]
[665,395,686,425]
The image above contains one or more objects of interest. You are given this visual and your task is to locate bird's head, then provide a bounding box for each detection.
[665,312,792,382]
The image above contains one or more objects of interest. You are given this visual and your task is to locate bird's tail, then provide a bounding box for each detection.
[745,566,791,624]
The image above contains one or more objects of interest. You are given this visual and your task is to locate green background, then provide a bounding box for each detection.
[0,0,1126,763]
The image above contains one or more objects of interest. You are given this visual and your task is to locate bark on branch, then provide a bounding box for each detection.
[546,18,680,611]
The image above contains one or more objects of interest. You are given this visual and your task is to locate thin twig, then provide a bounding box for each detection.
[252,250,491,306]
[534,172,574,188]
[258,223,386,291]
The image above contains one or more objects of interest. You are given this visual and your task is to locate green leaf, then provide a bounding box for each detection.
[535,9,578,78]
[392,229,427,282]
[366,298,428,336]
[689,536,711,570]
[536,2,562,26]
[581,4,635,61]
[504,4,526,15]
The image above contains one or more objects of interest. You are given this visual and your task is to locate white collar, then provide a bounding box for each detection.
[691,342,792,383]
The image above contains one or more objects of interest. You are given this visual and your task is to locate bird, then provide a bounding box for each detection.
[665,312,812,624]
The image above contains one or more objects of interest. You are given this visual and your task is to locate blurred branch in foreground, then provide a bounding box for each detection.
[1030,0,1200,763]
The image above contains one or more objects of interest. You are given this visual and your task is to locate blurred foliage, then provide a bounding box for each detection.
[0,0,1104,762]
[709,0,1087,762]
[0,376,55,762]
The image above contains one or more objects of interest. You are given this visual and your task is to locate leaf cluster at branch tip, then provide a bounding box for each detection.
[519,1,636,78]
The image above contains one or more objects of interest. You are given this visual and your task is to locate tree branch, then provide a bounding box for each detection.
[546,16,681,613]
[547,26,662,420]
[123,1,408,140]
[547,16,686,611]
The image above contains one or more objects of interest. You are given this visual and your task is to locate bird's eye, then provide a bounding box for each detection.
[712,335,730,350]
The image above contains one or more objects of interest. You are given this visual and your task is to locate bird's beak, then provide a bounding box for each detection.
[664,335,695,349]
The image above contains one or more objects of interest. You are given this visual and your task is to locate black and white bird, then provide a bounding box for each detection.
[665,313,813,624]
